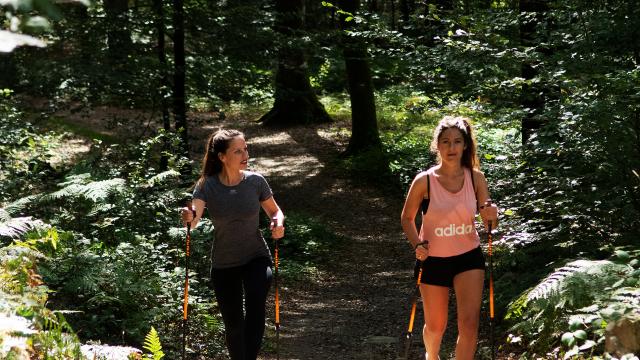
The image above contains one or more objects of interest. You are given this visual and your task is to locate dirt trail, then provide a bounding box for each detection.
[244,124,418,360]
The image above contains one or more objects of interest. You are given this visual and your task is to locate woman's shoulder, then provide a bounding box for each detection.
[424,165,439,177]
[244,170,265,179]
[243,170,269,184]
[469,168,488,190]
[470,168,486,181]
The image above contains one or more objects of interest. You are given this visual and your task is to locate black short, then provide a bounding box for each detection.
[414,246,486,288]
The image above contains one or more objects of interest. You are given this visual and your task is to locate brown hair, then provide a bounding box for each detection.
[195,129,244,190]
[430,116,479,170]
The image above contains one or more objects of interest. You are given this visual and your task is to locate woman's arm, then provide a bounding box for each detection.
[261,196,285,239]
[473,169,499,229]
[401,172,428,250]
[181,198,206,229]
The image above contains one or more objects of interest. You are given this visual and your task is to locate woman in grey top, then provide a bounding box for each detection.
[181,129,284,360]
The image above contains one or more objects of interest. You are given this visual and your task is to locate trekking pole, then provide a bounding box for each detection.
[487,200,495,360]
[403,241,427,359]
[182,202,195,360]
[273,217,281,360]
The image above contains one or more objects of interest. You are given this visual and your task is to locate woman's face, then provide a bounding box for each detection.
[219,136,248,171]
[437,127,466,165]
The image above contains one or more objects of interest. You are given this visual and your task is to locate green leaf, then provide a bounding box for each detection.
[561,332,575,347]
[614,250,630,262]
[24,16,51,31]
[579,340,596,351]
[568,318,581,331]
[143,327,164,360]
[563,345,579,360]
[573,329,587,340]
[503,209,514,216]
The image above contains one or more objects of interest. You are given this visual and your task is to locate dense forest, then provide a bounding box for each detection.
[1,0,639,359]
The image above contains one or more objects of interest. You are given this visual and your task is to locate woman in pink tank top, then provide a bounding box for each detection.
[401,116,499,360]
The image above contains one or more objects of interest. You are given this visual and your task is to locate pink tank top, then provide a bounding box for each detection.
[420,167,479,257]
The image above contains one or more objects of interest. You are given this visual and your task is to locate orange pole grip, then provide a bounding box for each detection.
[408,302,417,332]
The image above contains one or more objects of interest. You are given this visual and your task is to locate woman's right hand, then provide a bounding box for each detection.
[415,241,429,261]
[181,206,195,225]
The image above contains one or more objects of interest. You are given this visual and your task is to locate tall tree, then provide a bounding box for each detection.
[400,0,413,23]
[338,0,382,155]
[173,0,188,158]
[153,0,171,170]
[104,0,132,65]
[520,0,549,145]
[260,0,332,126]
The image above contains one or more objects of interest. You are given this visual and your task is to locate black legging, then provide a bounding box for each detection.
[211,257,273,360]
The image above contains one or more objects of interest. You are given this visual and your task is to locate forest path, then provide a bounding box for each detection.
[241,122,420,360]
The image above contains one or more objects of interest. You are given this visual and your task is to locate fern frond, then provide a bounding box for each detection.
[57,173,92,187]
[0,208,9,223]
[0,209,46,239]
[527,259,612,301]
[146,170,180,186]
[611,287,640,308]
[45,178,127,202]
[82,179,127,200]
[3,195,41,216]
[143,327,164,360]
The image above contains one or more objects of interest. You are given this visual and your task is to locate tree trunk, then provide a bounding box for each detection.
[104,0,132,65]
[390,0,396,30]
[0,54,17,89]
[154,0,171,170]
[368,0,378,12]
[339,0,382,155]
[260,0,332,127]
[520,0,549,145]
[173,0,188,158]
[400,0,411,23]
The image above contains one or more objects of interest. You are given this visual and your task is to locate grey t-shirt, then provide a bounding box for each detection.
[193,171,273,269]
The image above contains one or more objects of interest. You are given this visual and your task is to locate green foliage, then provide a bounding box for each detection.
[0,99,64,202]
[262,211,345,281]
[2,0,640,358]
[142,327,164,360]
[505,250,640,358]
[0,237,83,359]
[0,208,46,242]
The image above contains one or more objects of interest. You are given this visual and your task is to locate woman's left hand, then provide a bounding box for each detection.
[479,200,499,230]
[270,217,285,239]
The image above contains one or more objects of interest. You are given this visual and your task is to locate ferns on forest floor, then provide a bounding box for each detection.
[505,249,640,359]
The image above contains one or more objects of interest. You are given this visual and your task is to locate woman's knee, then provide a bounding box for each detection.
[424,318,447,336]
[457,314,480,336]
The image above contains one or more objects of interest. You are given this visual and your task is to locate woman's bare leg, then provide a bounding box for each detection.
[453,269,484,360]
[420,284,449,360]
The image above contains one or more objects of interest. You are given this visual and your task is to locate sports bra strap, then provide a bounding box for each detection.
[420,174,430,215]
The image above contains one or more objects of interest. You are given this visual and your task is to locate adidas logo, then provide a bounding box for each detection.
[434,224,474,237]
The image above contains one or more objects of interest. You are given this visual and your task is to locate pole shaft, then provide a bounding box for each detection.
[488,221,494,360]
